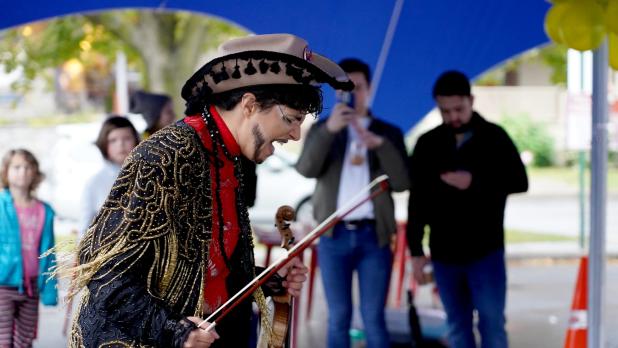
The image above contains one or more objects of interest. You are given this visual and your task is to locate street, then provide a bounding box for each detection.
[506,194,618,241]
[32,259,618,347]
[30,189,618,347]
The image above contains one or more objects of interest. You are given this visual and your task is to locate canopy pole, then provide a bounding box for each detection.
[588,39,608,348]
[115,51,129,115]
[368,0,404,107]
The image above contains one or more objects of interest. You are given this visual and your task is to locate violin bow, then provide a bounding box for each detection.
[197,174,391,331]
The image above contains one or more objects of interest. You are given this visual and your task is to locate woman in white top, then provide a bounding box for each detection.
[79,116,140,238]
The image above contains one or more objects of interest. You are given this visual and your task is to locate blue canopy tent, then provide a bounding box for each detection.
[0,0,551,132]
[2,1,612,346]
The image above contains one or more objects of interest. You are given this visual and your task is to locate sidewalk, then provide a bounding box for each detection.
[32,247,618,348]
[507,241,618,260]
[33,177,618,347]
[524,169,618,199]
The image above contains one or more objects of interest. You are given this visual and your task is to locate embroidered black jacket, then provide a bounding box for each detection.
[70,121,279,347]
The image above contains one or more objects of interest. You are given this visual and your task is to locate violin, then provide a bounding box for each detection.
[198,175,391,340]
[269,205,296,348]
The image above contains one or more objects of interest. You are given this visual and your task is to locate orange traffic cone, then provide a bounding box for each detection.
[564,256,588,348]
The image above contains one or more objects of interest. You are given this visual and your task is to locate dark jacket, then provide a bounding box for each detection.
[72,121,280,348]
[407,113,528,263]
[295,116,409,246]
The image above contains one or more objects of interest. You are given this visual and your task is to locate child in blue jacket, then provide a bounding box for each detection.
[0,149,57,347]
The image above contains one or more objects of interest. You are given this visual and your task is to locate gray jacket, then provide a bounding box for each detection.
[295,117,409,246]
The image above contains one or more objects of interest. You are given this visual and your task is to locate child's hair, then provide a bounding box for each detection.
[0,149,45,192]
[94,116,140,160]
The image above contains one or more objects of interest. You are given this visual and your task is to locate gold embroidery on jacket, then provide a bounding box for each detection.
[66,125,213,346]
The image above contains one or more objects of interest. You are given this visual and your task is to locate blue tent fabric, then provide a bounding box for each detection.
[0,0,551,132]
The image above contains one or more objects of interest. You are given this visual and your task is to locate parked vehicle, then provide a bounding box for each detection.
[248,149,315,227]
[42,121,316,234]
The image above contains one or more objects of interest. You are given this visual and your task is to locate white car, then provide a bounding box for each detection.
[248,149,315,228]
[43,120,316,232]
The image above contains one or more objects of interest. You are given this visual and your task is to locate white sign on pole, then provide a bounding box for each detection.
[610,103,618,151]
[566,49,593,151]
[566,93,592,151]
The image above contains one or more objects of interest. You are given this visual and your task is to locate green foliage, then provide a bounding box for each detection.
[500,113,556,167]
[0,11,246,104]
[526,166,618,192]
[608,151,618,168]
[476,70,504,86]
[476,44,567,87]
[505,229,576,243]
[538,44,567,85]
[25,112,99,127]
[0,16,133,95]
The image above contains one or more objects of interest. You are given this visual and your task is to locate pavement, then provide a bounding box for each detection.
[32,258,618,348]
[29,181,618,347]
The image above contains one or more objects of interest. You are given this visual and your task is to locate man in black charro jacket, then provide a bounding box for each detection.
[67,34,354,348]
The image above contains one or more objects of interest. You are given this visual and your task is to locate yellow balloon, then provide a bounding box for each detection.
[609,33,618,70]
[560,1,606,51]
[607,0,618,35]
[544,3,570,44]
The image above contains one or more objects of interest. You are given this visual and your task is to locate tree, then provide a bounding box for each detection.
[0,10,246,113]
[501,113,555,167]
[475,44,567,87]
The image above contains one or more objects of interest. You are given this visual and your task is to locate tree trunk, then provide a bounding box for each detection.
[91,11,213,115]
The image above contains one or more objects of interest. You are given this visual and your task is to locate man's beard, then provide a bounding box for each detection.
[449,121,473,134]
[252,124,266,164]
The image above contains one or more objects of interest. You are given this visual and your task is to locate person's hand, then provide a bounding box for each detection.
[412,256,430,285]
[326,103,356,133]
[183,317,219,348]
[440,170,472,190]
[348,117,383,150]
[277,256,309,297]
[356,127,384,149]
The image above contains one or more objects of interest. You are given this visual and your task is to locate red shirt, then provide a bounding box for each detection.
[184,105,242,314]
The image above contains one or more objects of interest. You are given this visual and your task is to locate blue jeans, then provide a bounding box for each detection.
[432,249,508,348]
[318,223,392,348]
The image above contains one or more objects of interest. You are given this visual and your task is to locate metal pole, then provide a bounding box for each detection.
[367,0,404,107]
[579,51,586,251]
[578,150,586,249]
[588,40,608,348]
[115,51,129,115]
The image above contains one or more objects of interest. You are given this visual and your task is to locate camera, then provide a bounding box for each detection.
[337,91,355,109]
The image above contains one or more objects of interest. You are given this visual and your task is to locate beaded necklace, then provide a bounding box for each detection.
[200,105,255,276]
[200,105,272,339]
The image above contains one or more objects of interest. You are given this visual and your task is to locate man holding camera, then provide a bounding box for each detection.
[296,58,409,348]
